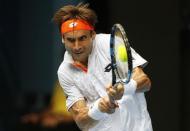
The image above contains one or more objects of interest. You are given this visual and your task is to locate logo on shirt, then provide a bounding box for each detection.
[104,63,112,72]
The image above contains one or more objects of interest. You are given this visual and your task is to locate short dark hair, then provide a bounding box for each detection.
[53,3,98,31]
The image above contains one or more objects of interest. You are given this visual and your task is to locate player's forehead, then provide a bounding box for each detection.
[63,30,91,38]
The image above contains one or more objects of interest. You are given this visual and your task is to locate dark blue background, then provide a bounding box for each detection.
[0,0,189,130]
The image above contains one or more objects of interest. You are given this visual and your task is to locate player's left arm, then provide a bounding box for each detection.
[107,66,151,100]
[132,66,151,92]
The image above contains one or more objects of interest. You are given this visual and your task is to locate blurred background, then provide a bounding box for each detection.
[0,0,189,131]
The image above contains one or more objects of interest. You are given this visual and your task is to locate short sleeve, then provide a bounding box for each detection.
[94,34,111,61]
[131,47,148,68]
[58,71,84,110]
[95,34,148,69]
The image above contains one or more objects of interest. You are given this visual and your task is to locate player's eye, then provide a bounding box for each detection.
[66,38,75,43]
[78,35,88,41]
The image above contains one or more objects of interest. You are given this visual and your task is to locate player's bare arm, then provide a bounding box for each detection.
[132,66,151,92]
[106,84,124,100]
[69,100,97,130]
[106,66,151,99]
[69,97,116,130]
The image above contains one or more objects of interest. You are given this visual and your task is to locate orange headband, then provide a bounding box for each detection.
[61,19,94,34]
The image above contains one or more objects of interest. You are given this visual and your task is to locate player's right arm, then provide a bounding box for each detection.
[58,70,116,130]
[69,96,116,130]
[69,100,97,130]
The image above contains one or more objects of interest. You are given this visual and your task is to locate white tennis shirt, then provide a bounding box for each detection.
[58,34,153,131]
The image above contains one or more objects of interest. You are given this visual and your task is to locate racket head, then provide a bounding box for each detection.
[110,24,133,85]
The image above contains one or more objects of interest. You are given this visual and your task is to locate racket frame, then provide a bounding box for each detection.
[110,24,133,86]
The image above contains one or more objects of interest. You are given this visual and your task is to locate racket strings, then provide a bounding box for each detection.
[113,25,131,84]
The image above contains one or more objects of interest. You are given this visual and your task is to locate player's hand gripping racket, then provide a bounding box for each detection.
[105,23,133,104]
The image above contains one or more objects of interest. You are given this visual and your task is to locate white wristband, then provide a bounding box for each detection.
[88,98,108,120]
[124,79,137,95]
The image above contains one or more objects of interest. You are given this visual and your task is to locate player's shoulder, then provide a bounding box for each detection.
[57,61,66,72]
[57,61,73,79]
[94,33,110,48]
[95,33,110,41]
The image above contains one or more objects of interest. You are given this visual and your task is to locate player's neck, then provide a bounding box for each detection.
[73,61,88,73]
[73,60,88,68]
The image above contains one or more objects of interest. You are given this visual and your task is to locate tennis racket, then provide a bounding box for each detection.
[105,23,133,103]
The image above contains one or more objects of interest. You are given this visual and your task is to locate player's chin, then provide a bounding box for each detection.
[73,54,86,62]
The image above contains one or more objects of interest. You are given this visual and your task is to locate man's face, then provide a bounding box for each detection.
[63,30,96,65]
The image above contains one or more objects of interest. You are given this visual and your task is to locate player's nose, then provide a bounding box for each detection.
[73,40,82,52]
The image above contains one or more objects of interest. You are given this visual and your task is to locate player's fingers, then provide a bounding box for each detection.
[106,84,112,92]
[116,83,124,94]
[98,98,108,112]
[106,86,114,96]
[104,96,115,109]
[99,97,113,112]
[110,88,117,97]
[107,108,115,114]
[109,83,124,100]
[107,88,117,98]
[99,97,116,114]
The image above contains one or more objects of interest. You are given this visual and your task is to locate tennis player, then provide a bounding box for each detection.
[53,3,153,131]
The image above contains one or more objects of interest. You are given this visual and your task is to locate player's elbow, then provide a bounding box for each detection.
[144,75,151,92]
[136,74,151,93]
[75,115,87,124]
[73,109,91,130]
[73,116,85,130]
[75,115,95,130]
[146,76,152,91]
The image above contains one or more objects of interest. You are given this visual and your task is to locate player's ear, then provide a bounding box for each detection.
[62,35,65,44]
[62,38,64,44]
[91,31,96,40]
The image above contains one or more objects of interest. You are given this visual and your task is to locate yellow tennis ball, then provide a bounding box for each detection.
[117,45,128,62]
